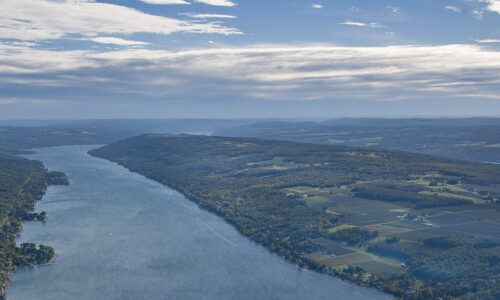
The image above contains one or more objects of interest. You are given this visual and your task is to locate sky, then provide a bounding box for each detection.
[0,0,500,119]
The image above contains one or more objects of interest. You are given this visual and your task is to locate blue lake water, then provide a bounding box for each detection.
[8,145,389,300]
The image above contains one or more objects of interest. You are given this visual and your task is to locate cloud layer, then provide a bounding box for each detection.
[0,0,240,41]
[1,44,499,103]
[0,0,499,118]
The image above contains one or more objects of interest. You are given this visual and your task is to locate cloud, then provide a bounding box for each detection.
[445,6,461,13]
[339,20,384,28]
[0,98,19,105]
[141,0,236,6]
[473,0,500,18]
[89,37,150,46]
[141,0,190,4]
[485,0,500,14]
[193,0,237,7]
[0,44,499,103]
[0,0,241,42]
[473,8,485,19]
[386,6,401,14]
[311,4,323,9]
[180,13,237,19]
[475,38,500,43]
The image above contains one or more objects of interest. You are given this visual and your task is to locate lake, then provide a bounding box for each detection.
[8,146,389,300]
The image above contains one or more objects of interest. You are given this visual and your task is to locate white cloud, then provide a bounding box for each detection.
[485,0,500,14]
[193,0,237,7]
[311,4,323,9]
[89,37,150,46]
[472,0,500,18]
[1,44,499,102]
[180,13,237,19]
[475,38,500,43]
[141,0,236,6]
[0,98,19,105]
[0,0,241,42]
[386,6,401,14]
[445,6,461,13]
[473,8,485,19]
[339,20,384,28]
[141,0,190,4]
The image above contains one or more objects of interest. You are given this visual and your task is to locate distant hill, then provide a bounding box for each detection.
[56,119,264,135]
[215,118,500,163]
[0,119,264,154]
[321,117,500,127]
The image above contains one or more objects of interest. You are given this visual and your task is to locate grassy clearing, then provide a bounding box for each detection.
[328,224,357,233]
[409,178,471,193]
[418,190,483,203]
[327,207,364,217]
[282,185,319,194]
[336,197,404,214]
[352,261,403,279]
[310,238,354,256]
[305,252,373,268]
[395,229,442,242]
[363,224,409,236]
[303,196,329,206]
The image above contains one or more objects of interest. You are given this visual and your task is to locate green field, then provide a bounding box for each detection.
[328,224,358,233]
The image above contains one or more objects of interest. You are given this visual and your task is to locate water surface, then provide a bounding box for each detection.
[9,146,389,300]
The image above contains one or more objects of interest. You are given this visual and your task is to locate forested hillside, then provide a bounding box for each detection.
[0,127,124,154]
[0,154,67,298]
[91,135,500,299]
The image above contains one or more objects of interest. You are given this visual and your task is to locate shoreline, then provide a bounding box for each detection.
[1,167,68,300]
[89,152,395,299]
